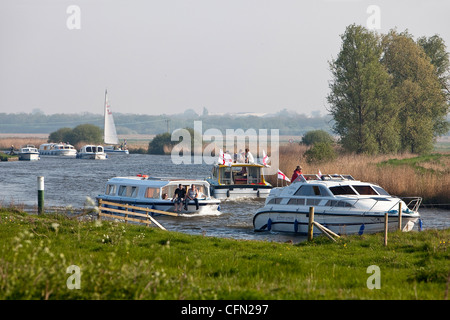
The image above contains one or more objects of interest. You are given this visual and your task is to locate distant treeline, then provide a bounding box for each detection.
[0,110,334,136]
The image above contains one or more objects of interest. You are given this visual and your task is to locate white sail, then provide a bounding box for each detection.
[104,90,119,145]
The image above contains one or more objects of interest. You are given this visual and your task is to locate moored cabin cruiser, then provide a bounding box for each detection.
[76,145,107,160]
[18,145,40,161]
[103,145,129,155]
[39,143,77,157]
[206,163,272,199]
[253,174,422,235]
[96,176,221,214]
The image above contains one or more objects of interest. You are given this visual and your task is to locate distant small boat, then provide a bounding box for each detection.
[76,145,107,160]
[19,145,40,161]
[39,143,77,157]
[103,90,129,155]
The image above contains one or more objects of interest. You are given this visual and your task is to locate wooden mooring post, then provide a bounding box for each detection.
[397,202,402,231]
[308,206,340,242]
[308,206,314,241]
[384,212,388,246]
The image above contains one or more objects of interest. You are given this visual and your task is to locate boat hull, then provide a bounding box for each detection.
[253,210,419,235]
[211,185,272,200]
[104,150,129,155]
[19,153,40,161]
[77,153,107,160]
[40,150,77,157]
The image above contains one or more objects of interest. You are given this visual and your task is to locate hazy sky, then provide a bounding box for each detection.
[1,0,449,116]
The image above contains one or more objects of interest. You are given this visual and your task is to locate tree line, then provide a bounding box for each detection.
[0,111,333,136]
[328,24,450,154]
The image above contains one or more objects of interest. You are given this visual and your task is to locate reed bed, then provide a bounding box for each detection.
[0,137,47,150]
[269,144,450,205]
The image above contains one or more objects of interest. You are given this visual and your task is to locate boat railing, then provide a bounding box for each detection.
[401,197,422,212]
[387,197,422,214]
[303,174,355,181]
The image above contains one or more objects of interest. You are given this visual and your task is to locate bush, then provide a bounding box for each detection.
[304,142,337,164]
[148,132,173,154]
[301,130,334,146]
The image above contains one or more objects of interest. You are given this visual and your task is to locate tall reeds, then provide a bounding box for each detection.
[268,144,450,205]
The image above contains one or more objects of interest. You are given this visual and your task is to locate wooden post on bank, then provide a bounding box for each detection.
[308,206,315,241]
[37,176,44,215]
[397,202,402,231]
[384,212,388,246]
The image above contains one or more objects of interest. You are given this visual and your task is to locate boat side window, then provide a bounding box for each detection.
[247,167,260,184]
[306,199,321,206]
[86,146,92,153]
[325,200,353,207]
[268,197,282,204]
[353,185,378,195]
[145,187,160,199]
[294,186,321,196]
[288,198,305,205]
[372,186,390,196]
[118,185,127,196]
[98,146,104,152]
[129,186,138,197]
[106,184,116,195]
[220,167,233,185]
[329,185,357,195]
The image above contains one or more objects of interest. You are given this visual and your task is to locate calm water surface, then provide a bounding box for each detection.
[1,154,448,243]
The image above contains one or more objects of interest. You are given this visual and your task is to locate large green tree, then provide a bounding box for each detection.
[327,24,399,154]
[382,31,448,153]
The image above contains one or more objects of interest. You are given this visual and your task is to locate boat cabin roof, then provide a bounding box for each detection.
[106,176,211,188]
[280,175,390,197]
[215,163,265,169]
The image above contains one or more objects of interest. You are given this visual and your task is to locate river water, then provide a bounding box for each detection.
[1,154,448,243]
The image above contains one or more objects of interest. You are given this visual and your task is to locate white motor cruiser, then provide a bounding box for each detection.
[253,174,421,235]
[97,175,221,214]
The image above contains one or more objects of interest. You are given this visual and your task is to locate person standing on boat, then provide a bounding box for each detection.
[291,166,302,182]
[244,148,254,164]
[185,184,199,210]
[173,184,186,212]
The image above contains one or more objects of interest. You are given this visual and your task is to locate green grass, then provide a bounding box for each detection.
[0,208,448,300]
[378,153,450,174]
[0,152,18,161]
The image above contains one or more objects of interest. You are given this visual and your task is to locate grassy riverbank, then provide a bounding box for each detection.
[0,208,448,300]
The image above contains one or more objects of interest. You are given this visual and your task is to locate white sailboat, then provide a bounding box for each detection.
[103,90,129,155]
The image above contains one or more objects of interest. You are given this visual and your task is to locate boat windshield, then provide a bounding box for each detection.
[329,185,357,195]
[294,185,328,196]
[219,166,261,185]
[372,186,390,196]
[352,185,378,195]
